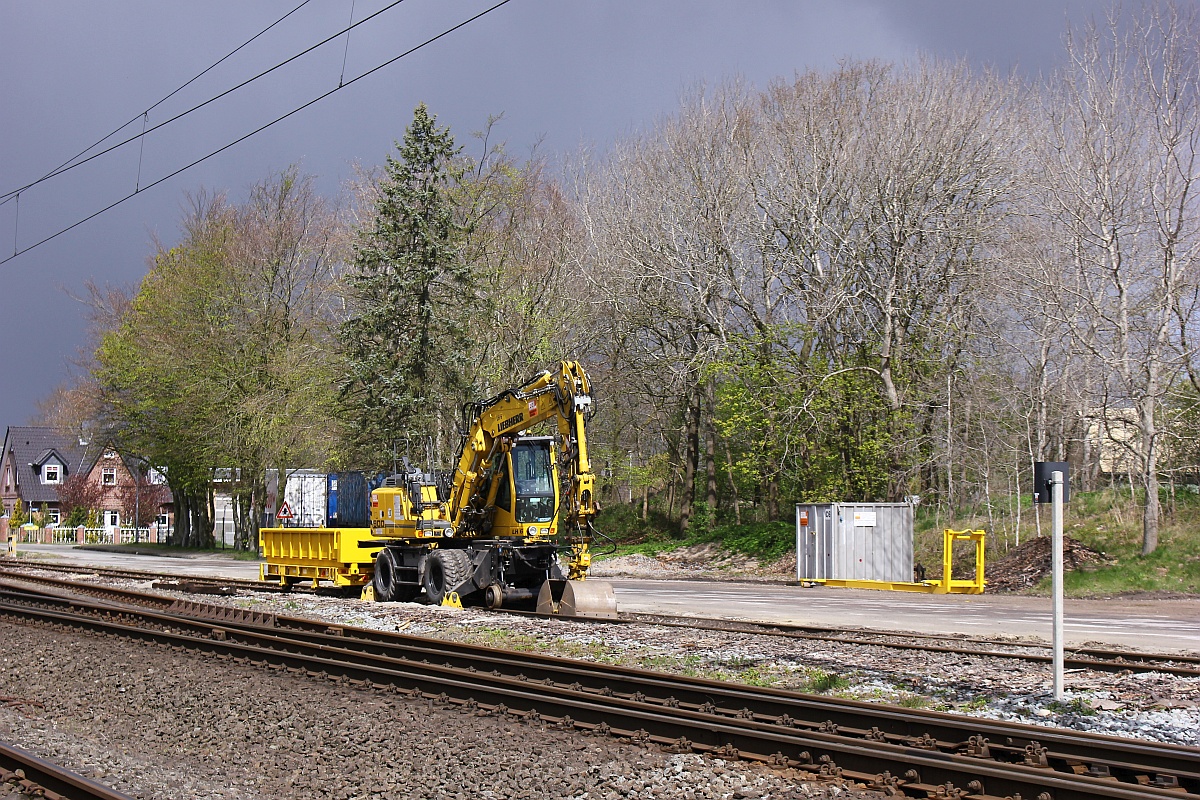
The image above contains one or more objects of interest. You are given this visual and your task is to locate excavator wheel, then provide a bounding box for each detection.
[372,549,419,603]
[536,579,617,619]
[423,549,473,605]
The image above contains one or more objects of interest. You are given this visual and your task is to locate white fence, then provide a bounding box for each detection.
[12,525,169,545]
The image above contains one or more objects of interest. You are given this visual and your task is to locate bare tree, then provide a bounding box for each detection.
[751,60,1022,503]
[576,81,757,528]
[1036,3,1200,554]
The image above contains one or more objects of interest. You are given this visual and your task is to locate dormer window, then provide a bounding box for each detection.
[43,465,60,484]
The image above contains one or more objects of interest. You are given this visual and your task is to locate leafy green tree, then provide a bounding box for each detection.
[9,499,26,528]
[339,104,474,468]
[94,206,229,547]
[93,170,340,548]
[206,169,341,548]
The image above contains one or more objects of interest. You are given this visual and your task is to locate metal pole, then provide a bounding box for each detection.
[795,505,801,583]
[627,450,633,504]
[1052,470,1064,700]
[134,464,141,544]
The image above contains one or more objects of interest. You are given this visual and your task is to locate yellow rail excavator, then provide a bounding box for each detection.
[259,361,617,618]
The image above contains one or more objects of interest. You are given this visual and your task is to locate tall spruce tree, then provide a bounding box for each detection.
[339,104,473,468]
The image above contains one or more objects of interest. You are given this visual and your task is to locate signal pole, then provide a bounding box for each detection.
[1051,469,1064,700]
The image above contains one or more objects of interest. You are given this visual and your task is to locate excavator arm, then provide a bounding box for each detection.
[447,361,598,578]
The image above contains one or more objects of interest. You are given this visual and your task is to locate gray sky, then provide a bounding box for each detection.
[0,0,1094,427]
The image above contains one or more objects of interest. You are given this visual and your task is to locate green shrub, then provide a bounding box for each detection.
[699,520,795,561]
[805,670,850,693]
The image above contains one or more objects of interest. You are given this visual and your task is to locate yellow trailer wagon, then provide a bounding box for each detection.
[259,527,376,589]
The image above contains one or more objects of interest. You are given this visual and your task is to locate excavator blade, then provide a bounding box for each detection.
[536,579,618,619]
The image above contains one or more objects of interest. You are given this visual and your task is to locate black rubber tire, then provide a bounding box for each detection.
[423,548,474,604]
[374,548,421,603]
[373,548,400,602]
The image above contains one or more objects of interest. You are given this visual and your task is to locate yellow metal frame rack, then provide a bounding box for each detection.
[806,528,986,594]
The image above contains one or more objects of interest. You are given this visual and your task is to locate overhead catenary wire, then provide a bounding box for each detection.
[0,0,515,267]
[0,0,406,202]
[0,0,314,203]
[339,0,358,88]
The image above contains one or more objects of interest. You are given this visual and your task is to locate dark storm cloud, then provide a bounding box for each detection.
[866,0,1094,77]
[0,0,1086,427]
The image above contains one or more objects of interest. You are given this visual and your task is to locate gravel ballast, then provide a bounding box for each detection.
[0,620,866,800]
[1,556,1198,798]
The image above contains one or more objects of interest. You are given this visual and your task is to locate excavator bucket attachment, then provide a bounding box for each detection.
[536,579,617,619]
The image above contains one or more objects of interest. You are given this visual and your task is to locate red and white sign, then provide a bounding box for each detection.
[528,400,537,414]
[276,501,294,520]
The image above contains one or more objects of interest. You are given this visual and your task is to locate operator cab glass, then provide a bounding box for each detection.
[511,439,556,523]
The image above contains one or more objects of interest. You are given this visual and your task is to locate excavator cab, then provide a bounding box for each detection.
[493,437,557,540]
[513,439,555,523]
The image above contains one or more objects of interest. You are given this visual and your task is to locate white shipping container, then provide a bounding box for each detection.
[266,469,328,528]
[795,502,913,582]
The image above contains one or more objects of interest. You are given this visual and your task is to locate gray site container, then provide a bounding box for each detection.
[795,503,914,582]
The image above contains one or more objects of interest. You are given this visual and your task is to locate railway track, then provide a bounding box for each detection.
[0,739,133,800]
[2,561,1197,677]
[0,560,280,593]
[0,575,1196,799]
[610,611,1200,678]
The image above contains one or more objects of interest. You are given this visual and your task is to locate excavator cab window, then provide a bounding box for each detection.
[494,457,511,512]
[512,440,555,523]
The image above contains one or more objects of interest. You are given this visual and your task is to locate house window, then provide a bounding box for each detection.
[44,465,60,484]
[102,468,116,485]
[46,508,60,526]
[106,510,120,527]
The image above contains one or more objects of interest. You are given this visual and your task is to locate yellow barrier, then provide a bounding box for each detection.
[808,528,986,595]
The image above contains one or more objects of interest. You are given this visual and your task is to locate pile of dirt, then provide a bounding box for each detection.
[987,535,1113,592]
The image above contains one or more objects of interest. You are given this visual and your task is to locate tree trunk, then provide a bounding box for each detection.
[704,379,718,515]
[665,473,675,520]
[1140,400,1160,555]
[181,483,214,549]
[679,384,701,534]
[172,488,189,547]
[724,441,742,526]
[250,478,264,553]
[766,453,780,522]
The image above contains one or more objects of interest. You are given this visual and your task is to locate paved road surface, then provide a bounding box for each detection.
[11,544,260,580]
[8,545,1200,652]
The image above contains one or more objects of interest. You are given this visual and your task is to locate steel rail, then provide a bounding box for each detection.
[2,569,1199,775]
[493,608,1200,677]
[0,587,1190,800]
[618,611,1200,673]
[5,563,1198,677]
[0,739,134,800]
[0,597,1191,800]
[0,561,279,592]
